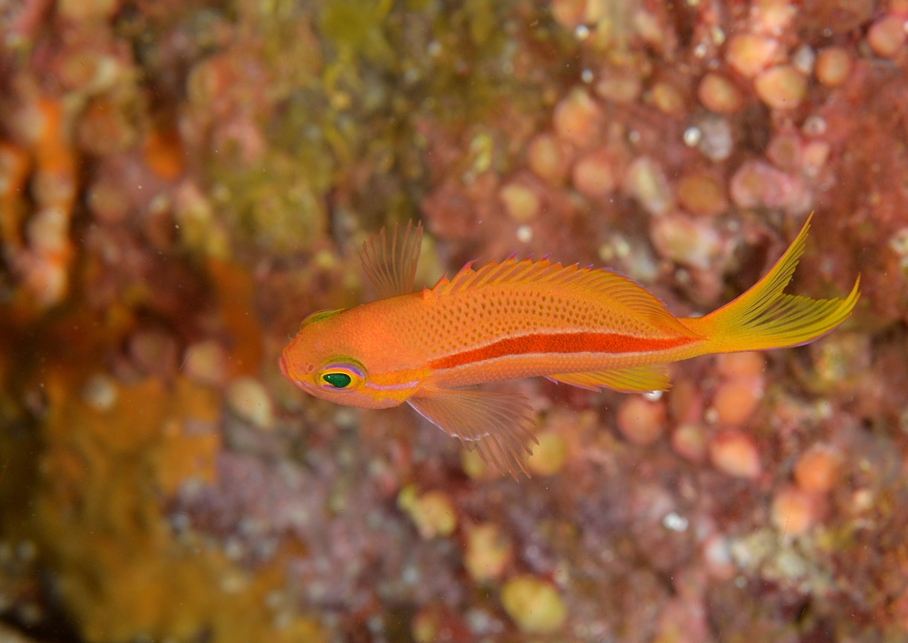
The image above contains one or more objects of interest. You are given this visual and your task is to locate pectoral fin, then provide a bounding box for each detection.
[548,364,670,393]
[407,387,538,479]
[360,220,423,299]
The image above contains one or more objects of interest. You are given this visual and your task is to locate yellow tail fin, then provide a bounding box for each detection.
[683,214,860,354]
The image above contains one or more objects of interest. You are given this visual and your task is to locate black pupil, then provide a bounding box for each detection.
[323,372,352,388]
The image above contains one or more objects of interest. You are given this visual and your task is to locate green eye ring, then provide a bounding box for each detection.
[316,361,365,391]
[322,372,352,388]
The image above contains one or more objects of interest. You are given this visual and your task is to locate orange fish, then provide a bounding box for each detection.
[281,215,859,477]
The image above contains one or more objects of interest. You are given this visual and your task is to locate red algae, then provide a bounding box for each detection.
[4,96,78,311]
[770,486,817,536]
[526,132,573,186]
[710,377,765,427]
[766,131,803,172]
[550,0,587,30]
[698,73,744,115]
[57,0,120,22]
[594,65,644,105]
[815,46,852,87]
[668,378,704,425]
[623,156,674,216]
[726,33,780,78]
[676,172,728,217]
[793,444,842,494]
[572,149,618,198]
[77,98,136,156]
[867,15,907,59]
[553,88,603,148]
[0,141,31,251]
[648,80,687,117]
[715,352,766,380]
[754,65,807,110]
[616,396,667,446]
[143,128,185,181]
[671,423,708,463]
[0,0,905,641]
[709,430,762,479]
[650,212,722,270]
[729,159,810,214]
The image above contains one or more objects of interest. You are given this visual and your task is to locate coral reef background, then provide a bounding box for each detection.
[1,0,908,641]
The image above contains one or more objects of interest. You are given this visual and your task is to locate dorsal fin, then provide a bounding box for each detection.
[430,256,698,337]
[360,221,423,299]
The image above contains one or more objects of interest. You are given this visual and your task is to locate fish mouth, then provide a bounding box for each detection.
[278,353,291,379]
[279,353,314,392]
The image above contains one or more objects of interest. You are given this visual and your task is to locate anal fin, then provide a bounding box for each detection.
[407,386,538,479]
[548,364,670,393]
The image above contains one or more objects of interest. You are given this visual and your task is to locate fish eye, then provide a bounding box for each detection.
[316,361,365,391]
[322,372,351,388]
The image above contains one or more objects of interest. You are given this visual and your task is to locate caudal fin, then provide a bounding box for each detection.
[683,213,860,354]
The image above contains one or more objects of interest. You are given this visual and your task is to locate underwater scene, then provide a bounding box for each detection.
[1,0,907,641]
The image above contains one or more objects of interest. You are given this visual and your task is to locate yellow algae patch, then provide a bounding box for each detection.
[207,258,265,378]
[398,485,458,539]
[464,522,512,583]
[501,574,568,634]
[461,447,488,479]
[153,377,223,495]
[30,364,325,643]
[526,432,568,477]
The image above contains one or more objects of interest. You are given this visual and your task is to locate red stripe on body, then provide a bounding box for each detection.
[429,332,695,370]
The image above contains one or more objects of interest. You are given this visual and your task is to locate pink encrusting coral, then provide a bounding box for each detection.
[1,0,907,641]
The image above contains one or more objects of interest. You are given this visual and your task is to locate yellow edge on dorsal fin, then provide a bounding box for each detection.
[360,221,423,299]
[430,255,698,338]
[549,364,671,393]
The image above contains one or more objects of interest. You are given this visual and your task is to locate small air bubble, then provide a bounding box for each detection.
[581,69,594,83]
[802,115,827,137]
[710,26,725,46]
[792,44,816,75]
[613,236,631,258]
[662,512,689,532]
[683,126,702,147]
[574,25,590,40]
[643,390,663,402]
[516,225,533,242]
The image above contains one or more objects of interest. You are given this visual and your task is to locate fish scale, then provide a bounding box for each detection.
[402,275,684,357]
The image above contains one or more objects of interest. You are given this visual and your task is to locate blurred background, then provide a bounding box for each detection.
[1,0,907,641]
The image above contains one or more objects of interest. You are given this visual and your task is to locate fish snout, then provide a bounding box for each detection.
[279,352,309,391]
[278,353,291,379]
